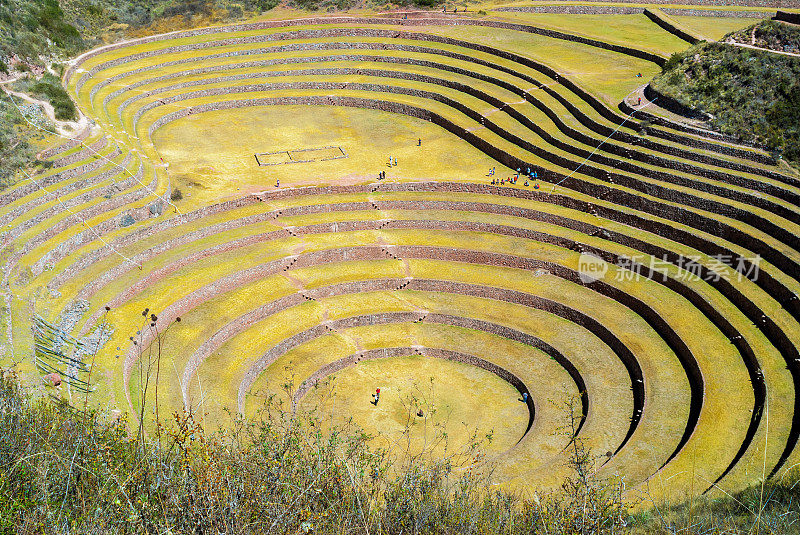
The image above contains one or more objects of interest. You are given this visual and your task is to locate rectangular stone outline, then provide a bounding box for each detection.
[254,145,348,166]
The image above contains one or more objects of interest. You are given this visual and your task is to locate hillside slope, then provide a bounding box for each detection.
[650,25,800,166]
[725,19,800,55]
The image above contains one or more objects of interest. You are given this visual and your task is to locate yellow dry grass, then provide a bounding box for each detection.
[152,105,505,205]
[6,7,799,503]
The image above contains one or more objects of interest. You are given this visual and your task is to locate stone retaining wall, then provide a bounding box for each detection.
[140,93,800,269]
[22,162,144,251]
[68,180,798,372]
[271,184,800,371]
[180,274,638,419]
[115,242,699,452]
[51,136,109,168]
[110,34,770,167]
[234,310,587,428]
[49,195,259,291]
[644,83,711,121]
[78,23,663,93]
[37,126,92,160]
[97,217,769,466]
[57,180,792,464]
[15,168,155,276]
[495,6,644,14]
[644,9,700,44]
[118,66,797,197]
[69,14,794,163]
[67,16,668,87]
[4,158,140,243]
[84,189,784,468]
[775,10,800,23]
[0,148,122,206]
[617,98,770,151]
[662,8,774,18]
[81,23,778,165]
[0,152,136,229]
[293,346,537,437]
[77,208,755,422]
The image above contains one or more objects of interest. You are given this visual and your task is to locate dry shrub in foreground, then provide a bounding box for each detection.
[1,370,796,534]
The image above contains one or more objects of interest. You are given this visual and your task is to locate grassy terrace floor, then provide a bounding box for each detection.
[81,31,788,184]
[4,7,800,506]
[107,219,744,486]
[122,86,800,265]
[670,16,768,41]
[487,12,691,55]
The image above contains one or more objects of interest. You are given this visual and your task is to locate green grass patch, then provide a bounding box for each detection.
[670,15,773,42]
[490,12,690,56]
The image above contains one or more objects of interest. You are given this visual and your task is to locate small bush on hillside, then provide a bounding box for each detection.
[119,213,136,227]
[0,0,84,63]
[257,0,281,11]
[728,19,800,54]
[0,99,38,190]
[170,188,183,201]
[13,73,78,121]
[36,0,83,50]
[227,4,244,19]
[662,51,684,72]
[766,82,800,162]
[159,0,212,20]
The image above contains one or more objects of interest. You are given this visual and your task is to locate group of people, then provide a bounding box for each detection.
[492,175,519,186]
[490,166,541,189]
[379,156,397,179]
[523,167,539,179]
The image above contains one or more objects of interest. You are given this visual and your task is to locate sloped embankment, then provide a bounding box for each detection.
[650,22,800,165]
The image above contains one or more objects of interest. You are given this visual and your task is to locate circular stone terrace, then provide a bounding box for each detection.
[4,9,800,502]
